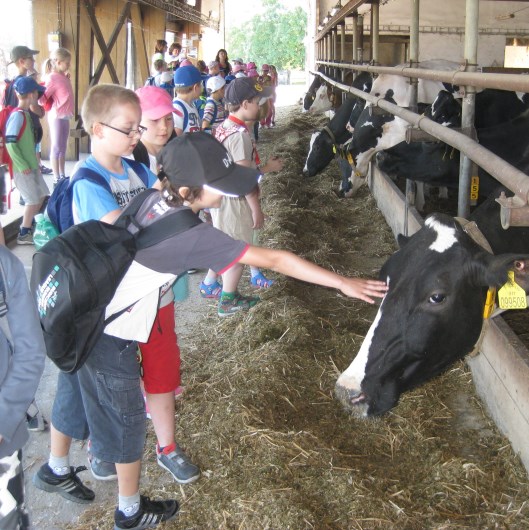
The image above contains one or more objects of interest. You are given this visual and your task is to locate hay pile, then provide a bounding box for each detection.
[74,106,529,529]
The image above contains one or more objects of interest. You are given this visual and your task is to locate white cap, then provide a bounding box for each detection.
[206,75,226,93]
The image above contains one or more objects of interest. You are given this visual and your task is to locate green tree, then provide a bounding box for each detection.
[227,0,307,71]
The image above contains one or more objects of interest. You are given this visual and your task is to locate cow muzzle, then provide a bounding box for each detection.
[334,382,369,417]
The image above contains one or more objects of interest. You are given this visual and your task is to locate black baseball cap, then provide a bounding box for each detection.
[224,77,273,105]
[157,132,261,198]
[10,45,39,64]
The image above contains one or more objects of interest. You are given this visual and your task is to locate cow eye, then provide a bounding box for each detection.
[429,293,446,304]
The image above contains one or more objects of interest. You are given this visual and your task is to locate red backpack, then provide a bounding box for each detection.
[0,83,27,177]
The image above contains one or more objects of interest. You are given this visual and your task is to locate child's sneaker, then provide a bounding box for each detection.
[114,495,179,529]
[218,292,259,317]
[156,443,200,484]
[250,272,274,289]
[17,230,33,245]
[32,463,95,504]
[199,280,222,299]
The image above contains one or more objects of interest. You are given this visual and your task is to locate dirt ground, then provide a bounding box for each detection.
[19,98,529,529]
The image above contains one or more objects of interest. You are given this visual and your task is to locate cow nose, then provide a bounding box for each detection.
[350,391,367,405]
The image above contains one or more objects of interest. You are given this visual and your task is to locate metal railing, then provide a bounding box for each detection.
[311,64,529,210]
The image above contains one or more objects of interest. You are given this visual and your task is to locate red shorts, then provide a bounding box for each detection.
[138,303,181,394]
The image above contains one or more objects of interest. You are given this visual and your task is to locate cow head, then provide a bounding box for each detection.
[302,91,317,112]
[303,128,335,177]
[335,213,529,417]
[425,90,462,126]
[347,90,405,177]
[308,84,334,114]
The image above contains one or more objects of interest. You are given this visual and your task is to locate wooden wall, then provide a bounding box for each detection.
[31,0,167,160]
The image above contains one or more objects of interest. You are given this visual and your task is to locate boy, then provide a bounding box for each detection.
[34,131,387,528]
[0,246,46,530]
[32,84,179,530]
[5,76,49,245]
[200,77,283,315]
[3,46,49,175]
[172,65,203,135]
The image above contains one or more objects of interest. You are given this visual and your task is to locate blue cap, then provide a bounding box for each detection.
[14,76,45,96]
[173,65,202,88]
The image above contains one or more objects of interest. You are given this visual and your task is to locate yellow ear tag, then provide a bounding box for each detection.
[470,176,479,201]
[332,145,337,154]
[498,271,527,310]
[346,152,353,164]
[483,287,497,319]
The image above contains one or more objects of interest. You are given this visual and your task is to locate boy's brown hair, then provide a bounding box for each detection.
[175,83,200,95]
[81,84,140,136]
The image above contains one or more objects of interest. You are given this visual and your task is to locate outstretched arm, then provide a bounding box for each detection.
[239,246,387,304]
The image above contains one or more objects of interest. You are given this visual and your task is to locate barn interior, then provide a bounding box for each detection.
[2,1,529,528]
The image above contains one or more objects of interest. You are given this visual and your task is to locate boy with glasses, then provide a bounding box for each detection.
[32,84,180,529]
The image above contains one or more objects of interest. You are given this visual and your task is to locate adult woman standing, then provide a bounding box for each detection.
[214,49,231,78]
[41,47,74,185]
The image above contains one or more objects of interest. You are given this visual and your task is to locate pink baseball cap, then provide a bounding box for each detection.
[135,86,174,120]
[179,58,193,67]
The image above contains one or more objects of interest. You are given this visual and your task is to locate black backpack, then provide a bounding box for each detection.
[30,189,201,373]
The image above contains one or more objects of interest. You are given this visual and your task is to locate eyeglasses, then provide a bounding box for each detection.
[100,122,147,138]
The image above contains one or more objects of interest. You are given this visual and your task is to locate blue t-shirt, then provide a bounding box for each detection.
[72,155,157,223]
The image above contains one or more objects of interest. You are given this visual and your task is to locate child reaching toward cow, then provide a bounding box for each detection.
[33,129,386,530]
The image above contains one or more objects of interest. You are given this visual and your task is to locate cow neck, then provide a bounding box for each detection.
[322,125,336,145]
[455,216,495,357]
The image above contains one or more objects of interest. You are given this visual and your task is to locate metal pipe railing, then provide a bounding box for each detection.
[315,60,529,93]
[311,70,529,204]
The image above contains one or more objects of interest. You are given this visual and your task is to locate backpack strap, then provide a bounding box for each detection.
[122,157,150,188]
[70,166,112,192]
[172,99,189,131]
[14,108,27,141]
[0,258,12,347]
[114,188,201,246]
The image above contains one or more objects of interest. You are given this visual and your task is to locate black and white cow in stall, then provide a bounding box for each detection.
[335,187,529,417]
[303,71,373,196]
[373,90,529,209]
[302,67,325,112]
[343,61,463,193]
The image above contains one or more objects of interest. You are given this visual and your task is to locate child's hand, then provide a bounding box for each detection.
[339,278,388,304]
[22,168,32,175]
[264,156,283,173]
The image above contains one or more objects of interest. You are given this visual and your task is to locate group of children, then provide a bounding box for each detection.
[23,79,387,529]
[0,44,389,530]
[3,44,74,245]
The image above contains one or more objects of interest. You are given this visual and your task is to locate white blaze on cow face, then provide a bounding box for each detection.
[309,84,333,113]
[303,131,319,173]
[335,291,387,416]
[425,216,458,252]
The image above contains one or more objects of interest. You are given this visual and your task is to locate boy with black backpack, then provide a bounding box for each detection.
[32,84,179,529]
[33,131,387,528]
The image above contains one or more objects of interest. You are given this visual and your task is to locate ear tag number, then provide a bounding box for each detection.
[483,287,496,319]
[332,145,337,154]
[470,176,479,201]
[498,271,527,310]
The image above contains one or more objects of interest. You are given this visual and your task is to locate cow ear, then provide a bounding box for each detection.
[472,252,529,288]
[397,234,410,248]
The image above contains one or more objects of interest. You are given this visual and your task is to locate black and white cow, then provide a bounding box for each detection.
[303,67,325,112]
[345,61,463,187]
[303,72,373,196]
[372,90,529,205]
[335,188,529,417]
